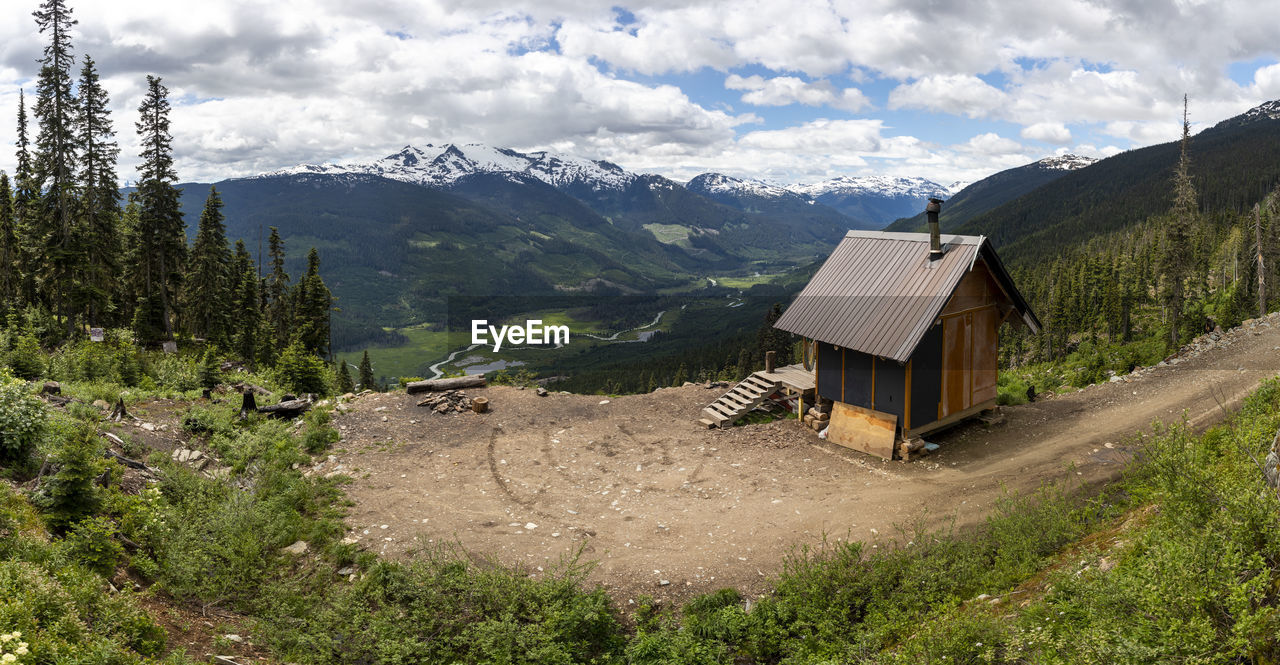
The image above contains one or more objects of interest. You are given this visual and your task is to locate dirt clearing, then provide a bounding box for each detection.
[328,314,1280,604]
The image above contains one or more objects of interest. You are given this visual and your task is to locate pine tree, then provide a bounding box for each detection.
[358,350,375,391]
[336,359,354,394]
[0,173,15,306]
[263,227,291,347]
[1161,96,1196,349]
[14,91,39,305]
[133,75,185,343]
[672,362,687,386]
[197,347,221,390]
[292,247,332,358]
[74,54,120,326]
[184,187,232,344]
[31,0,79,330]
[233,263,260,367]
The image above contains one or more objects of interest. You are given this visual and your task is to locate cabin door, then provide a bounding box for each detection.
[941,305,998,417]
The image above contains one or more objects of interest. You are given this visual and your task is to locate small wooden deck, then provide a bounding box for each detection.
[755,364,814,392]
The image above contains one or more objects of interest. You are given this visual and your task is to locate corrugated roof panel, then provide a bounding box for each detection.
[773,230,1028,363]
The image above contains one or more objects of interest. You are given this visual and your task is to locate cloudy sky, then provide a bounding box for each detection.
[1,0,1278,187]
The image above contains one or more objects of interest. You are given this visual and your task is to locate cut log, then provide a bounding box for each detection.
[257,398,313,419]
[405,375,486,393]
[471,397,489,414]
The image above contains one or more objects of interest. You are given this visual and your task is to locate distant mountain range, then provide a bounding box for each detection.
[885,154,1097,233]
[259,142,958,228]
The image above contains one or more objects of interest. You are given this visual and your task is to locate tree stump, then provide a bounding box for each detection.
[471,397,489,414]
[238,391,258,420]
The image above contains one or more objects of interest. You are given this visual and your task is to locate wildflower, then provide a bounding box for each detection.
[2,653,15,663]
[15,645,27,655]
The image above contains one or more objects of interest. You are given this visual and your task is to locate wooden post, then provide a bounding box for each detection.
[765,351,776,373]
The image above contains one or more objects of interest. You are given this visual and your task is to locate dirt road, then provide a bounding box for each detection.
[326,314,1280,604]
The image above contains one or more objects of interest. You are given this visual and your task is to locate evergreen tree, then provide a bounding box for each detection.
[1161,96,1196,349]
[672,362,687,386]
[36,424,102,533]
[31,0,79,330]
[14,91,39,305]
[184,187,232,344]
[229,239,251,312]
[263,227,291,347]
[197,347,221,390]
[74,54,120,326]
[233,263,260,367]
[336,359,354,394]
[358,350,375,391]
[292,247,332,358]
[133,75,185,342]
[277,338,328,395]
[0,173,14,306]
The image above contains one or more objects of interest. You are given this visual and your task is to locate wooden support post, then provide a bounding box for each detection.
[765,351,776,373]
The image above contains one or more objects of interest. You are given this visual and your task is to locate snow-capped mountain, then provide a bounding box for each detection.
[1034,154,1098,171]
[791,174,950,200]
[1213,99,1280,131]
[260,143,638,192]
[685,172,799,200]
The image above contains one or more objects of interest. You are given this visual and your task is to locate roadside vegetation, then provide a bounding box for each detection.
[5,318,1280,663]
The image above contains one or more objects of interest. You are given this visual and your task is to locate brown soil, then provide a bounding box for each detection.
[322,315,1280,606]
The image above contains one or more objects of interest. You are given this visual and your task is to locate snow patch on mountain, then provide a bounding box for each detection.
[686,172,796,199]
[791,174,950,199]
[1036,154,1098,171]
[260,144,638,192]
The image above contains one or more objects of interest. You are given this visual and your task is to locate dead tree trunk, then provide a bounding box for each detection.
[406,375,486,393]
[257,399,313,419]
[1257,203,1266,318]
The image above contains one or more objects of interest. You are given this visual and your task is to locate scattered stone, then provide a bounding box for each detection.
[140,422,156,432]
[223,634,244,644]
[92,399,110,409]
[536,387,548,397]
[336,566,355,576]
[416,390,475,414]
[40,381,61,395]
[659,579,670,586]
[282,540,309,556]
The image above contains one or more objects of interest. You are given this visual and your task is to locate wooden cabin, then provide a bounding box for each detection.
[773,216,1040,459]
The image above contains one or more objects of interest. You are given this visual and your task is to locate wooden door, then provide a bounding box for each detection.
[941,305,998,418]
[972,306,999,404]
[941,312,971,416]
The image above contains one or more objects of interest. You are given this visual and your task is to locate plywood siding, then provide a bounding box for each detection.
[828,403,897,459]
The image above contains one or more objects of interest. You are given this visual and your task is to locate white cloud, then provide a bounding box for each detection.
[725,74,869,112]
[961,133,1025,156]
[1020,122,1072,144]
[887,75,1008,118]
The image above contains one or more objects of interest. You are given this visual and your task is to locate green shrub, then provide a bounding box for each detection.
[6,332,43,381]
[197,348,221,390]
[33,424,104,533]
[277,340,328,396]
[62,516,125,577]
[147,353,200,392]
[0,369,48,465]
[301,408,339,454]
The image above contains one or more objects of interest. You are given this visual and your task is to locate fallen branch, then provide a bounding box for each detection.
[257,398,313,419]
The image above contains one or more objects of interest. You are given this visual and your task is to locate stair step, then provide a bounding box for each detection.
[707,402,737,418]
[701,408,729,422]
[745,378,776,392]
[722,394,752,408]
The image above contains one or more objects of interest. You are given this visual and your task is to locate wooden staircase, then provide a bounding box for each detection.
[699,372,782,428]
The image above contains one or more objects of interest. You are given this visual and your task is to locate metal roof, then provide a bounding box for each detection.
[774,230,1041,363]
